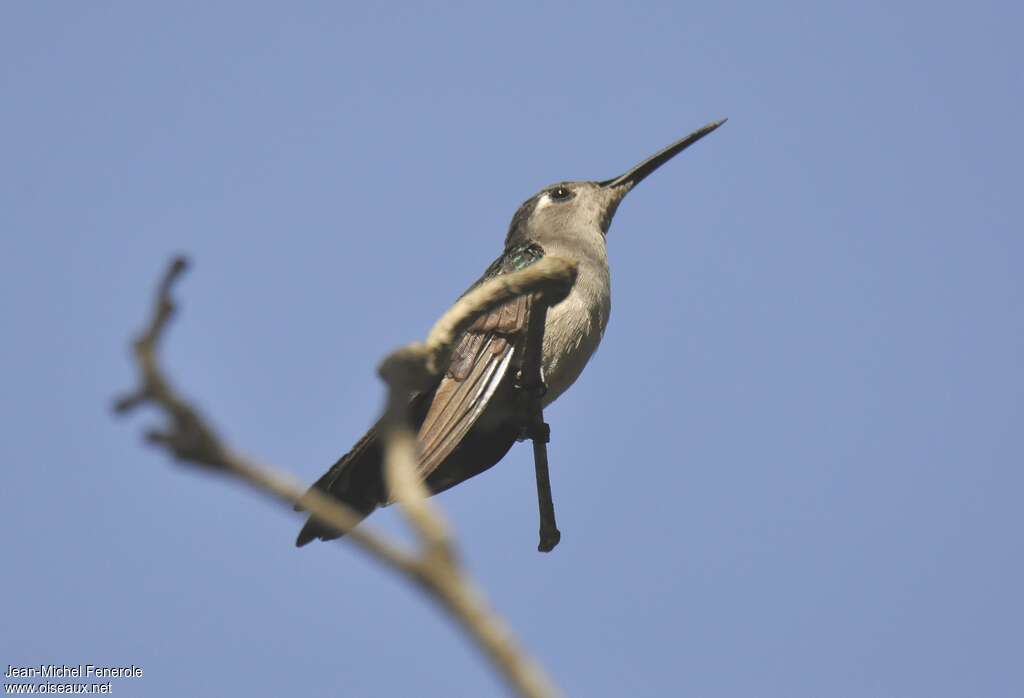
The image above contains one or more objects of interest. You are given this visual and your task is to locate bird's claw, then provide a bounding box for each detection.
[518,420,550,444]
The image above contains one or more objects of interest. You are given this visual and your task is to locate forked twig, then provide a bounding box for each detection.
[114,255,576,698]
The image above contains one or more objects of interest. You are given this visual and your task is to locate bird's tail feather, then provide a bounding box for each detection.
[295,427,384,547]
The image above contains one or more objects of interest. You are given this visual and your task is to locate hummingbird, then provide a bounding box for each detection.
[296,119,726,546]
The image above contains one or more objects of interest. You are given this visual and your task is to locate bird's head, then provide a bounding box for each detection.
[506,119,726,248]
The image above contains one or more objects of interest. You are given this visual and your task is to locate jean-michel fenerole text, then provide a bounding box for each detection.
[5,665,143,679]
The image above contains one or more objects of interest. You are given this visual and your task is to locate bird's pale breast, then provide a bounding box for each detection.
[540,258,611,406]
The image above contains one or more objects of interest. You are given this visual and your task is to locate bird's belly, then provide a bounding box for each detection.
[540,289,609,406]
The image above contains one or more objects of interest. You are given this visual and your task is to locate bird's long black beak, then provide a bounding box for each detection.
[600,118,727,192]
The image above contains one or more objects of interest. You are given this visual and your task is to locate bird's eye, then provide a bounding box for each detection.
[548,186,574,202]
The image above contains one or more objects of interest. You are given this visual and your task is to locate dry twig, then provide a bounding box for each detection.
[517,301,561,552]
[114,255,576,698]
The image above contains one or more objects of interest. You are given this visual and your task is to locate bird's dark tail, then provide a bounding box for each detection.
[295,427,385,547]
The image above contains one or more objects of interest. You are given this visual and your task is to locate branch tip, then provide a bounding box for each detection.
[114,253,564,698]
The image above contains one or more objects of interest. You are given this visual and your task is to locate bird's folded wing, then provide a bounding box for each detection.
[412,293,533,483]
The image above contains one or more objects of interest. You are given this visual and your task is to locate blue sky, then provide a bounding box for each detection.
[3,2,1022,696]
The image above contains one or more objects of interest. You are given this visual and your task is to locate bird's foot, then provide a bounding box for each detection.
[518,420,550,444]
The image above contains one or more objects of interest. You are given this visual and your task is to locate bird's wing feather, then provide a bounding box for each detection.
[410,243,544,486]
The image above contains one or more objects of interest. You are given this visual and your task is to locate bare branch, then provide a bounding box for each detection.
[517,294,561,552]
[378,256,577,390]
[113,256,419,570]
[113,258,229,467]
[531,434,560,552]
[381,419,453,564]
[374,255,576,695]
[115,256,574,698]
